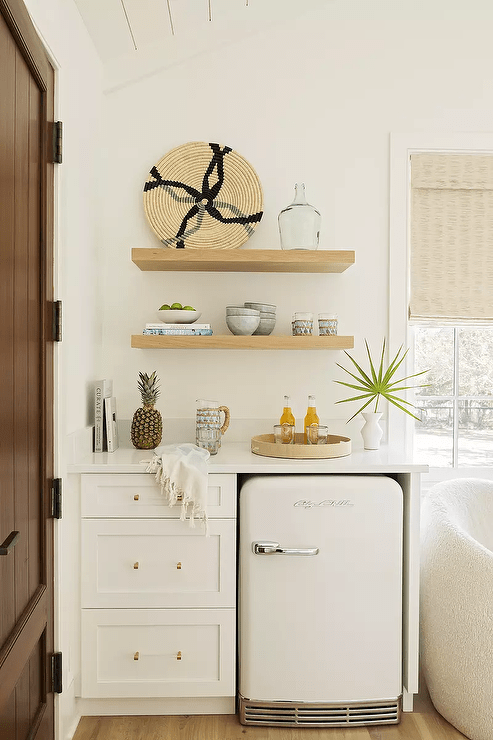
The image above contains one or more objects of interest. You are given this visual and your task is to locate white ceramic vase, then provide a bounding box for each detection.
[361,411,383,450]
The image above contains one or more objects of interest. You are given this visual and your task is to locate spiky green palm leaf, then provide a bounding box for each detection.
[335,339,428,422]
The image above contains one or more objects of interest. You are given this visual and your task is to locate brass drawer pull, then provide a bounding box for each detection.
[134,651,139,661]
[176,651,182,661]
[133,562,139,569]
[176,562,182,569]
[133,494,140,501]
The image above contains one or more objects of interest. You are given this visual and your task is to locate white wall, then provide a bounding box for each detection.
[21,1,104,738]
[25,0,104,435]
[101,0,493,437]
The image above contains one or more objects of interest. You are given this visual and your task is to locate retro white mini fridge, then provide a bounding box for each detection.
[238,475,403,727]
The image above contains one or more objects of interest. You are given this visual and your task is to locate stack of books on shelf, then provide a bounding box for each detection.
[93,378,119,453]
[143,323,213,336]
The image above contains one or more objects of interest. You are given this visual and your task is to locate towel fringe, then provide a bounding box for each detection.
[145,452,208,534]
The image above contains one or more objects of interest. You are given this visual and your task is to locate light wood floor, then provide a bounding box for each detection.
[73,687,468,740]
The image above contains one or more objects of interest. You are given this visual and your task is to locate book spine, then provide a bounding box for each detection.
[94,379,113,452]
[146,323,211,329]
[112,399,119,451]
[94,383,104,452]
[105,397,116,453]
[102,399,108,452]
[143,328,213,336]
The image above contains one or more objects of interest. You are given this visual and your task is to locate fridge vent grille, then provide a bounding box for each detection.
[239,696,401,727]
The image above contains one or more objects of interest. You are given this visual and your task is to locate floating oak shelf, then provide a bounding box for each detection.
[131,248,355,273]
[131,335,354,350]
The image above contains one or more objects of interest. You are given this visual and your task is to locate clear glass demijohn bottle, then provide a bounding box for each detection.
[278,183,321,250]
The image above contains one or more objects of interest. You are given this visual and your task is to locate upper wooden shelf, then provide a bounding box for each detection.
[131,335,354,350]
[131,248,355,273]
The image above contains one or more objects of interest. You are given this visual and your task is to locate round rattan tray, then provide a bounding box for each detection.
[143,141,263,250]
[251,433,351,459]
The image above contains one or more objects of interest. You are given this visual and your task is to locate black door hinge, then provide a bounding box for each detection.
[53,300,62,342]
[52,121,63,164]
[51,478,62,519]
[51,652,62,694]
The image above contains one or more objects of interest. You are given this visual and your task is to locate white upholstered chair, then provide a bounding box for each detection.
[420,478,493,740]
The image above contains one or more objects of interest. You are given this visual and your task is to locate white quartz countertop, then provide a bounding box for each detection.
[69,441,428,474]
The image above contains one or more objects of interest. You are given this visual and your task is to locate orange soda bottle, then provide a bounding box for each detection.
[280,395,295,427]
[304,395,319,443]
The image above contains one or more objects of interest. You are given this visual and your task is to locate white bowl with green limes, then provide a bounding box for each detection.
[158,302,201,324]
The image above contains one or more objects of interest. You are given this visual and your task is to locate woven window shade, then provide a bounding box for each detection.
[410,153,493,322]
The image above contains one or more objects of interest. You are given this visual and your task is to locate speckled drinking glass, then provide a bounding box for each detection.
[274,424,296,444]
[318,313,338,336]
[292,312,313,336]
[196,427,221,455]
[306,424,329,445]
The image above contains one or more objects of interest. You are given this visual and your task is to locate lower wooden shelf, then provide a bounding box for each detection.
[131,335,354,350]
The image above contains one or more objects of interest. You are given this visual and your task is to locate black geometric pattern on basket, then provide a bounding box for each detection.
[144,143,263,248]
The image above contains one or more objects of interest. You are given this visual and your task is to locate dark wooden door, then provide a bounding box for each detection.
[0,0,55,738]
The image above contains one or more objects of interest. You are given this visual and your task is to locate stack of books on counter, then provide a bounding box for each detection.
[93,379,119,453]
[143,323,213,336]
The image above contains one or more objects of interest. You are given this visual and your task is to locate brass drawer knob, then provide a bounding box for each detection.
[176,562,182,570]
[177,651,182,661]
[134,651,139,661]
[133,494,140,501]
[133,562,139,569]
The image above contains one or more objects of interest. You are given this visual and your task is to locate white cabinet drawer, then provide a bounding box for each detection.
[80,608,235,698]
[81,519,236,608]
[81,473,236,518]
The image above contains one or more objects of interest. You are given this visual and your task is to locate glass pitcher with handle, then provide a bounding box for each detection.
[195,399,231,454]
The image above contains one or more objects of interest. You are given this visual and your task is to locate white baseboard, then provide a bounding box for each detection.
[62,713,82,740]
[76,696,235,716]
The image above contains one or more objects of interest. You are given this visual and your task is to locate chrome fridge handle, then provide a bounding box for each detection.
[252,541,319,556]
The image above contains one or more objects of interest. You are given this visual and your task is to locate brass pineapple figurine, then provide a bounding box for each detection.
[131,371,163,449]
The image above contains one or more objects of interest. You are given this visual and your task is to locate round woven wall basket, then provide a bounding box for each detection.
[143,141,263,250]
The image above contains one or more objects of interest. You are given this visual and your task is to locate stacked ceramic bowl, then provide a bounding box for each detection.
[244,302,277,336]
[225,305,260,335]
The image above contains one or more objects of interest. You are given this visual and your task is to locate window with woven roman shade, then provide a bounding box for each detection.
[410,153,493,322]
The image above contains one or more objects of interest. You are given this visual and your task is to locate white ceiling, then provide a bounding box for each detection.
[74,0,249,63]
[74,0,330,92]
